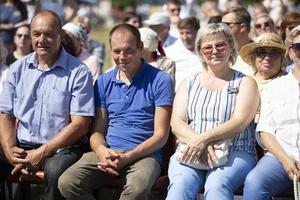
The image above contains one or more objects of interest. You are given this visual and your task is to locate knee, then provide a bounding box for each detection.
[167,175,200,199]
[244,171,263,192]
[58,170,79,198]
[121,181,150,200]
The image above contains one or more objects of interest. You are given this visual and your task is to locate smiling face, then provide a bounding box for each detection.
[30,12,62,63]
[110,29,143,74]
[199,32,231,69]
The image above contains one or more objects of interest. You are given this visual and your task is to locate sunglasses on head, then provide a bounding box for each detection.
[201,42,227,56]
[255,22,270,29]
[255,48,282,59]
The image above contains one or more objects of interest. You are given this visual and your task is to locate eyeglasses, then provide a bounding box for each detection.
[16,34,30,39]
[255,48,282,59]
[222,22,243,28]
[201,42,227,56]
[255,22,270,29]
[291,43,300,56]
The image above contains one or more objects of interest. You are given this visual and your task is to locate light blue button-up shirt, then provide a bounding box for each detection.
[0,48,95,145]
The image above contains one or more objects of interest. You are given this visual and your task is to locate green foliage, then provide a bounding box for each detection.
[111,0,138,8]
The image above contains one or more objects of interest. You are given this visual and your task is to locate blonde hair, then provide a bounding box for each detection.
[195,23,237,69]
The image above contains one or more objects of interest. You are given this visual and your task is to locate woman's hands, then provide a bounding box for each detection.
[280,156,300,181]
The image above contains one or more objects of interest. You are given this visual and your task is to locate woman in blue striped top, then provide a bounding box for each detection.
[166,23,259,200]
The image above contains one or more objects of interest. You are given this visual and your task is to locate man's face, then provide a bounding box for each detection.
[31,14,62,60]
[179,28,197,51]
[222,12,242,37]
[110,30,143,73]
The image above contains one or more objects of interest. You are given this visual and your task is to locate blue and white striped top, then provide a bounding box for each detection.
[187,71,256,154]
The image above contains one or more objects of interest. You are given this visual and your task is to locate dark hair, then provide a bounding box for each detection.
[123,12,142,24]
[166,0,182,6]
[109,23,141,47]
[178,17,200,31]
[61,30,77,57]
[223,6,251,31]
[31,10,62,32]
[208,15,222,24]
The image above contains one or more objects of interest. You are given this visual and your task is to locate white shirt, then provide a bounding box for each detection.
[165,39,203,90]
[256,72,300,161]
[231,55,255,76]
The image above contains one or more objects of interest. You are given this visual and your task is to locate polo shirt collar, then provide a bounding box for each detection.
[28,47,68,71]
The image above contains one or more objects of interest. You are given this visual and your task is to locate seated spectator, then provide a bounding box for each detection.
[166,23,259,200]
[62,22,102,82]
[139,27,175,85]
[285,25,300,72]
[6,23,32,65]
[252,13,275,40]
[243,26,300,200]
[0,10,94,200]
[72,16,106,65]
[58,24,173,200]
[144,12,177,48]
[281,12,300,41]
[240,32,286,122]
[123,11,142,28]
[165,16,202,90]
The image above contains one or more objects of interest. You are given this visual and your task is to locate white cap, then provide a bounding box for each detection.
[139,27,158,52]
[143,12,170,26]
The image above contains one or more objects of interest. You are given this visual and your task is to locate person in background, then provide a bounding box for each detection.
[252,13,275,40]
[243,26,300,200]
[123,11,142,28]
[166,0,182,38]
[239,32,286,123]
[144,12,177,49]
[139,27,175,85]
[6,23,32,65]
[222,6,254,76]
[62,22,102,82]
[165,16,202,90]
[0,10,95,200]
[72,15,105,69]
[58,23,173,200]
[280,12,300,41]
[285,25,300,72]
[166,22,259,200]
[0,38,9,92]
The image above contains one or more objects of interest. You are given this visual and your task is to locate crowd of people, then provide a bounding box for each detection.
[0,0,300,200]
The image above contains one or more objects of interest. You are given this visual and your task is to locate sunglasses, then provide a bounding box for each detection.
[255,22,270,29]
[255,48,282,59]
[201,42,227,56]
[291,43,300,55]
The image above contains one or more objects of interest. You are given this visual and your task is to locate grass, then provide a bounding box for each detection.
[90,25,113,71]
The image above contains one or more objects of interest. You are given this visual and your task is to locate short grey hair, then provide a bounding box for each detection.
[195,23,238,69]
[0,38,7,65]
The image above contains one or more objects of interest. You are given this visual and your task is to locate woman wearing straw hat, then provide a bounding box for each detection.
[243,26,300,200]
[240,32,287,123]
[166,23,259,200]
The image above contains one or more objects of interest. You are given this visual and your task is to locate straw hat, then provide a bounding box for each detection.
[240,33,285,67]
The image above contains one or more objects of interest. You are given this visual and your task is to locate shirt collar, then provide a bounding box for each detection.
[27,47,68,71]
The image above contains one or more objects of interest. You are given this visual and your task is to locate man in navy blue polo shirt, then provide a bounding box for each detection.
[58,23,174,200]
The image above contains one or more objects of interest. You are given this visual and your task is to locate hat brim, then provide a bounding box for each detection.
[240,42,286,67]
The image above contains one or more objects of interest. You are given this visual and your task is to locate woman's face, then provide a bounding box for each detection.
[289,34,300,67]
[199,32,231,69]
[254,47,283,79]
[255,16,273,36]
[14,26,31,50]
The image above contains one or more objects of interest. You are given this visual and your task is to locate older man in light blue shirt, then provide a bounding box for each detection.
[0,10,94,200]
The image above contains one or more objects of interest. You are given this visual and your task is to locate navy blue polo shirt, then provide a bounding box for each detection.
[94,61,174,163]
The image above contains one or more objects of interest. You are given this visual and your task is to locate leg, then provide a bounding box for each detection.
[243,154,292,200]
[204,150,257,200]
[119,156,161,200]
[58,151,111,200]
[43,146,83,200]
[166,155,206,200]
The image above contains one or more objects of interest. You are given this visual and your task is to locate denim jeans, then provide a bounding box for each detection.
[243,154,292,200]
[166,150,257,200]
[58,151,161,200]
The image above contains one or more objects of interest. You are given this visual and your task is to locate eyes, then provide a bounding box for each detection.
[201,42,227,55]
[112,48,137,56]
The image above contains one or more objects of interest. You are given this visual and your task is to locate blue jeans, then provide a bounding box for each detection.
[166,150,257,200]
[243,154,292,200]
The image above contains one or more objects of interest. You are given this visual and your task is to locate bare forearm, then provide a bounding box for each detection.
[0,114,16,148]
[90,132,107,154]
[42,117,90,156]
